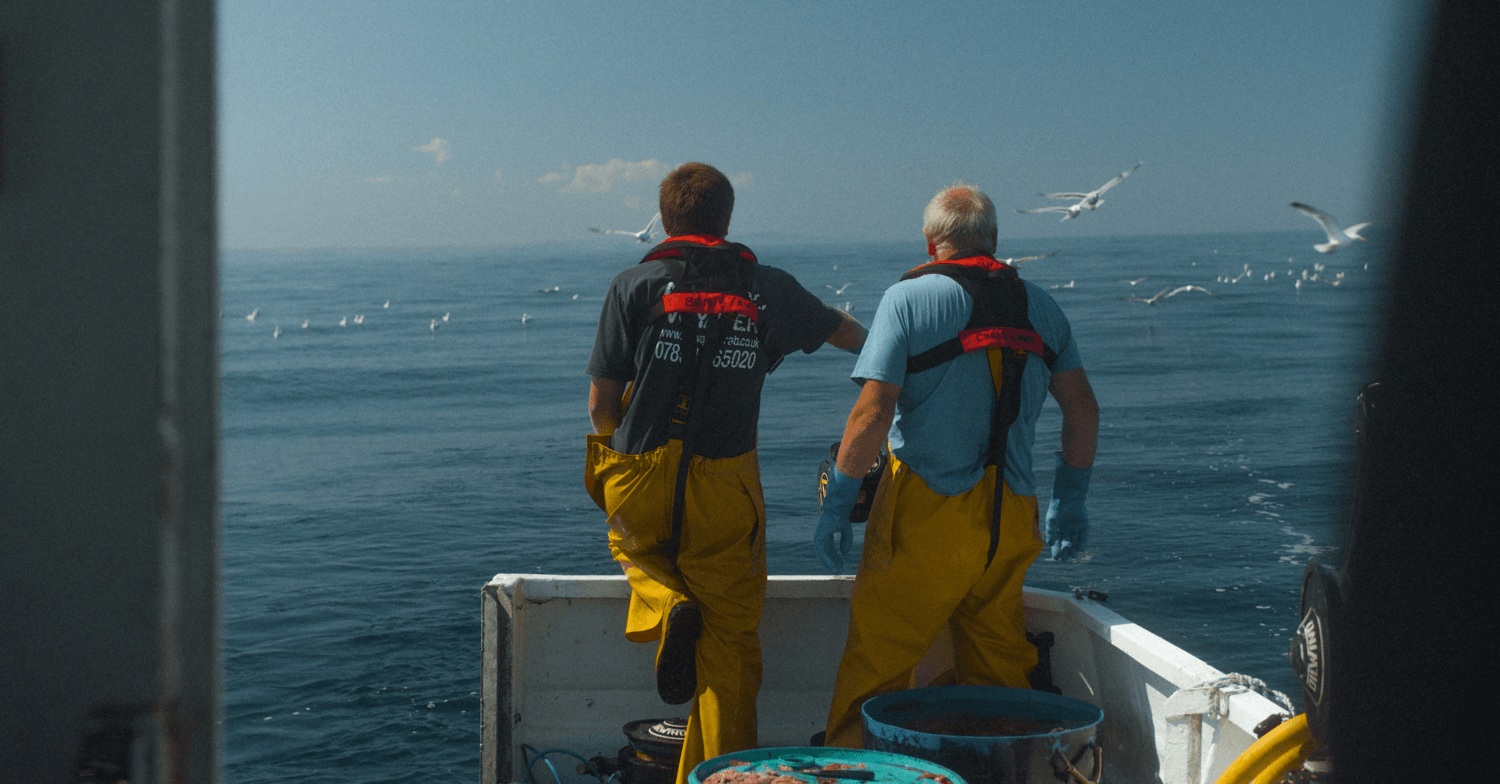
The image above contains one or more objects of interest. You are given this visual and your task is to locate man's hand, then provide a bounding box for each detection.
[1044,451,1093,561]
[815,466,861,574]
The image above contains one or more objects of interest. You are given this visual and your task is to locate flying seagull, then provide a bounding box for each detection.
[1121,284,1220,305]
[1290,202,1370,254]
[589,212,661,243]
[1016,204,1085,221]
[1116,276,1151,286]
[1019,163,1141,220]
[1005,251,1059,268]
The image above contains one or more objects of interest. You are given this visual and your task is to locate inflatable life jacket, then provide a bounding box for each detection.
[634,235,766,561]
[901,255,1057,567]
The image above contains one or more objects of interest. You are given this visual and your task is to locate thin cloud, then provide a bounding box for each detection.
[559,158,671,194]
[413,138,451,165]
[538,171,568,184]
[731,171,755,187]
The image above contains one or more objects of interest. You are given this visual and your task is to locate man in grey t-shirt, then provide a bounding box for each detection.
[585,163,864,780]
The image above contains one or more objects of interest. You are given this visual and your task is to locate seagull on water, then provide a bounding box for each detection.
[246,308,258,322]
[1019,163,1141,221]
[589,212,660,243]
[1290,202,1370,254]
[1120,285,1220,305]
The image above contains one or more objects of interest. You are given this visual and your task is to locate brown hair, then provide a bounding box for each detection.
[659,163,734,236]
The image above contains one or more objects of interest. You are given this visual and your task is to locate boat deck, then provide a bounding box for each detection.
[480,575,1286,784]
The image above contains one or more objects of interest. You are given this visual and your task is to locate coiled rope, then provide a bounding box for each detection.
[1196,673,1296,720]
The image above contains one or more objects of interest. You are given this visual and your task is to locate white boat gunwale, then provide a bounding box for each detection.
[481,574,1286,784]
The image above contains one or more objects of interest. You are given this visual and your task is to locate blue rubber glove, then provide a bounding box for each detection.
[816,465,862,575]
[1044,452,1093,561]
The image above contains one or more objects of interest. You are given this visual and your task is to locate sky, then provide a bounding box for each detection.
[217,0,1424,249]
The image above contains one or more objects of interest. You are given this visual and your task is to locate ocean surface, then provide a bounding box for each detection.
[220,232,1383,782]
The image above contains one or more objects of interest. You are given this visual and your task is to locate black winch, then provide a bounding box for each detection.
[615,718,687,784]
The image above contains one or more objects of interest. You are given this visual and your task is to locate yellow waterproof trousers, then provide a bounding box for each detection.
[823,453,1044,748]
[586,435,767,784]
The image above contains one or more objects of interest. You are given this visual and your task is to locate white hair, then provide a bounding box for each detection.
[922,182,997,255]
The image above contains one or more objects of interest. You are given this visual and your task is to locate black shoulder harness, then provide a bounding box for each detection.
[636,238,763,564]
[900,259,1054,568]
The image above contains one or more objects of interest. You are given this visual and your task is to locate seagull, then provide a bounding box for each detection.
[1120,284,1220,305]
[383,301,390,309]
[1050,280,1077,289]
[246,308,258,322]
[1290,202,1370,254]
[353,314,364,324]
[442,312,450,322]
[272,325,281,339]
[540,286,561,293]
[1005,251,1059,268]
[1019,163,1141,220]
[589,212,660,243]
[825,282,854,295]
[1116,276,1151,286]
[301,320,309,329]
[339,316,347,327]
[430,319,438,332]
[1016,204,1083,221]
[520,313,532,324]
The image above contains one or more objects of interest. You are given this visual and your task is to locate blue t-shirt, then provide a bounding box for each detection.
[852,273,1082,496]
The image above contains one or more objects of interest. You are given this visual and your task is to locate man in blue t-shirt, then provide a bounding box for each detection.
[817,182,1099,748]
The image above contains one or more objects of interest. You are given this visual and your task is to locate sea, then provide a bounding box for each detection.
[220,231,1383,783]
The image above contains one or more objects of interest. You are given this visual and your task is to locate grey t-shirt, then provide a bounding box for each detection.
[588,251,843,458]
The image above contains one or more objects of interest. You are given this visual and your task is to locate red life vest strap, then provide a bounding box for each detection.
[642,235,758,264]
[661,291,759,322]
[906,255,1013,274]
[958,326,1044,354]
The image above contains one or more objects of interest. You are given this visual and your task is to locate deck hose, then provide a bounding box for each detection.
[1212,713,1313,784]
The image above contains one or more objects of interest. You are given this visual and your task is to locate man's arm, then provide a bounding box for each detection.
[1048,367,1099,468]
[825,310,867,352]
[835,378,901,478]
[815,377,900,573]
[588,377,627,436]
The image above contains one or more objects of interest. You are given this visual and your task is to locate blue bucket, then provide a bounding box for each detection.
[689,745,966,784]
[862,686,1103,784]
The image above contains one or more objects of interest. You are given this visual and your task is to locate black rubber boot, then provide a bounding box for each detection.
[655,601,702,705]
